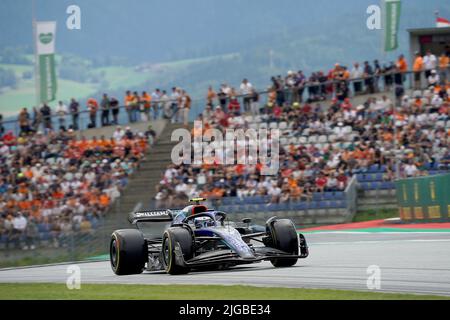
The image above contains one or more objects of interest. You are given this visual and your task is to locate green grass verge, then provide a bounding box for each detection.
[0,253,101,269]
[0,283,447,300]
[0,79,98,116]
[0,247,106,268]
[353,209,399,222]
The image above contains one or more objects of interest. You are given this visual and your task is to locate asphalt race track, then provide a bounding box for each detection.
[1,232,450,296]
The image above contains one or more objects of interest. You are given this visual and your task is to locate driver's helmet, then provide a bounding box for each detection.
[194,216,216,229]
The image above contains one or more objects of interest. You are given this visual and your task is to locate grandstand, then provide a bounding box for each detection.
[0,54,449,266]
[156,69,450,224]
[0,124,154,250]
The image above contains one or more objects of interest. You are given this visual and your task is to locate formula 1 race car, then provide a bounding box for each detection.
[109,198,309,275]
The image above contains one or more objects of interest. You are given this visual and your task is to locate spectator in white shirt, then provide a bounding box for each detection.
[240,78,253,112]
[431,94,443,107]
[31,163,44,179]
[326,174,338,191]
[423,50,437,78]
[221,83,231,96]
[151,89,162,119]
[334,122,346,140]
[113,126,125,141]
[268,181,282,203]
[203,105,213,123]
[13,213,27,232]
[164,165,177,183]
[404,161,418,177]
[350,62,364,94]
[375,96,392,112]
[427,70,440,87]
[55,101,68,129]
[175,180,188,196]
[161,90,171,119]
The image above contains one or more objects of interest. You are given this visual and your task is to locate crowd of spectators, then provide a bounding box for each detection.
[0,126,151,250]
[2,81,185,250]
[155,51,450,208]
[14,87,191,137]
[203,49,449,117]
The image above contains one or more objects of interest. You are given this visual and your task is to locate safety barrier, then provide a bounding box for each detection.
[395,173,450,222]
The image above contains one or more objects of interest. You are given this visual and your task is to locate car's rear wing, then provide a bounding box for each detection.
[128,209,180,224]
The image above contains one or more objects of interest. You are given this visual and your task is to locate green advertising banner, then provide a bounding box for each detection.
[35,21,57,103]
[395,173,450,221]
[39,54,57,103]
[383,0,401,52]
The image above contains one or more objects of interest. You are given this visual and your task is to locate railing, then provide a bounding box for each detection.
[188,66,450,119]
[1,102,180,137]
[0,198,131,267]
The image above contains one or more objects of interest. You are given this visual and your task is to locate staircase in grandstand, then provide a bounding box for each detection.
[95,121,187,236]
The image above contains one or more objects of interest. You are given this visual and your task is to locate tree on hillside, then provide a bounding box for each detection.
[0,46,32,65]
[0,68,18,88]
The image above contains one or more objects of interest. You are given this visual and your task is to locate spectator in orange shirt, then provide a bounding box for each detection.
[290,184,302,202]
[87,98,98,129]
[18,200,32,211]
[124,91,135,123]
[99,193,110,208]
[211,187,225,199]
[52,187,65,200]
[397,54,408,73]
[200,189,212,199]
[98,135,110,150]
[141,91,152,122]
[23,167,33,179]
[414,97,423,110]
[413,51,424,89]
[77,136,90,153]
[267,87,277,105]
[396,54,408,85]
[439,52,449,84]
[383,130,394,142]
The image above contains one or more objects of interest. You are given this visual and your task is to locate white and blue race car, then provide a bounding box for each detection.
[110,198,309,275]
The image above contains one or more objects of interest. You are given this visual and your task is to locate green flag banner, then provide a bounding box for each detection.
[36,21,57,103]
[383,0,401,52]
[39,54,57,103]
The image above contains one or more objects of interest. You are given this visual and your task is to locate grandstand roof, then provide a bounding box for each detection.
[407,27,450,36]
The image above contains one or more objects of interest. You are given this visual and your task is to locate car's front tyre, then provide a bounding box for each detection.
[162,227,194,275]
[266,219,299,267]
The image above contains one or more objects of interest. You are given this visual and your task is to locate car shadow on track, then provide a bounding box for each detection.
[144,264,307,276]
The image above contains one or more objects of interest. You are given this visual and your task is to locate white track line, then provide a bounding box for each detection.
[312,239,450,245]
[304,231,450,234]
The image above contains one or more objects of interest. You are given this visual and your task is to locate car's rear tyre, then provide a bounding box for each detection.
[110,229,147,275]
[266,219,299,267]
[162,227,194,275]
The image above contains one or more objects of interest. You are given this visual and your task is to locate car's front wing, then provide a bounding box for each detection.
[173,234,309,268]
